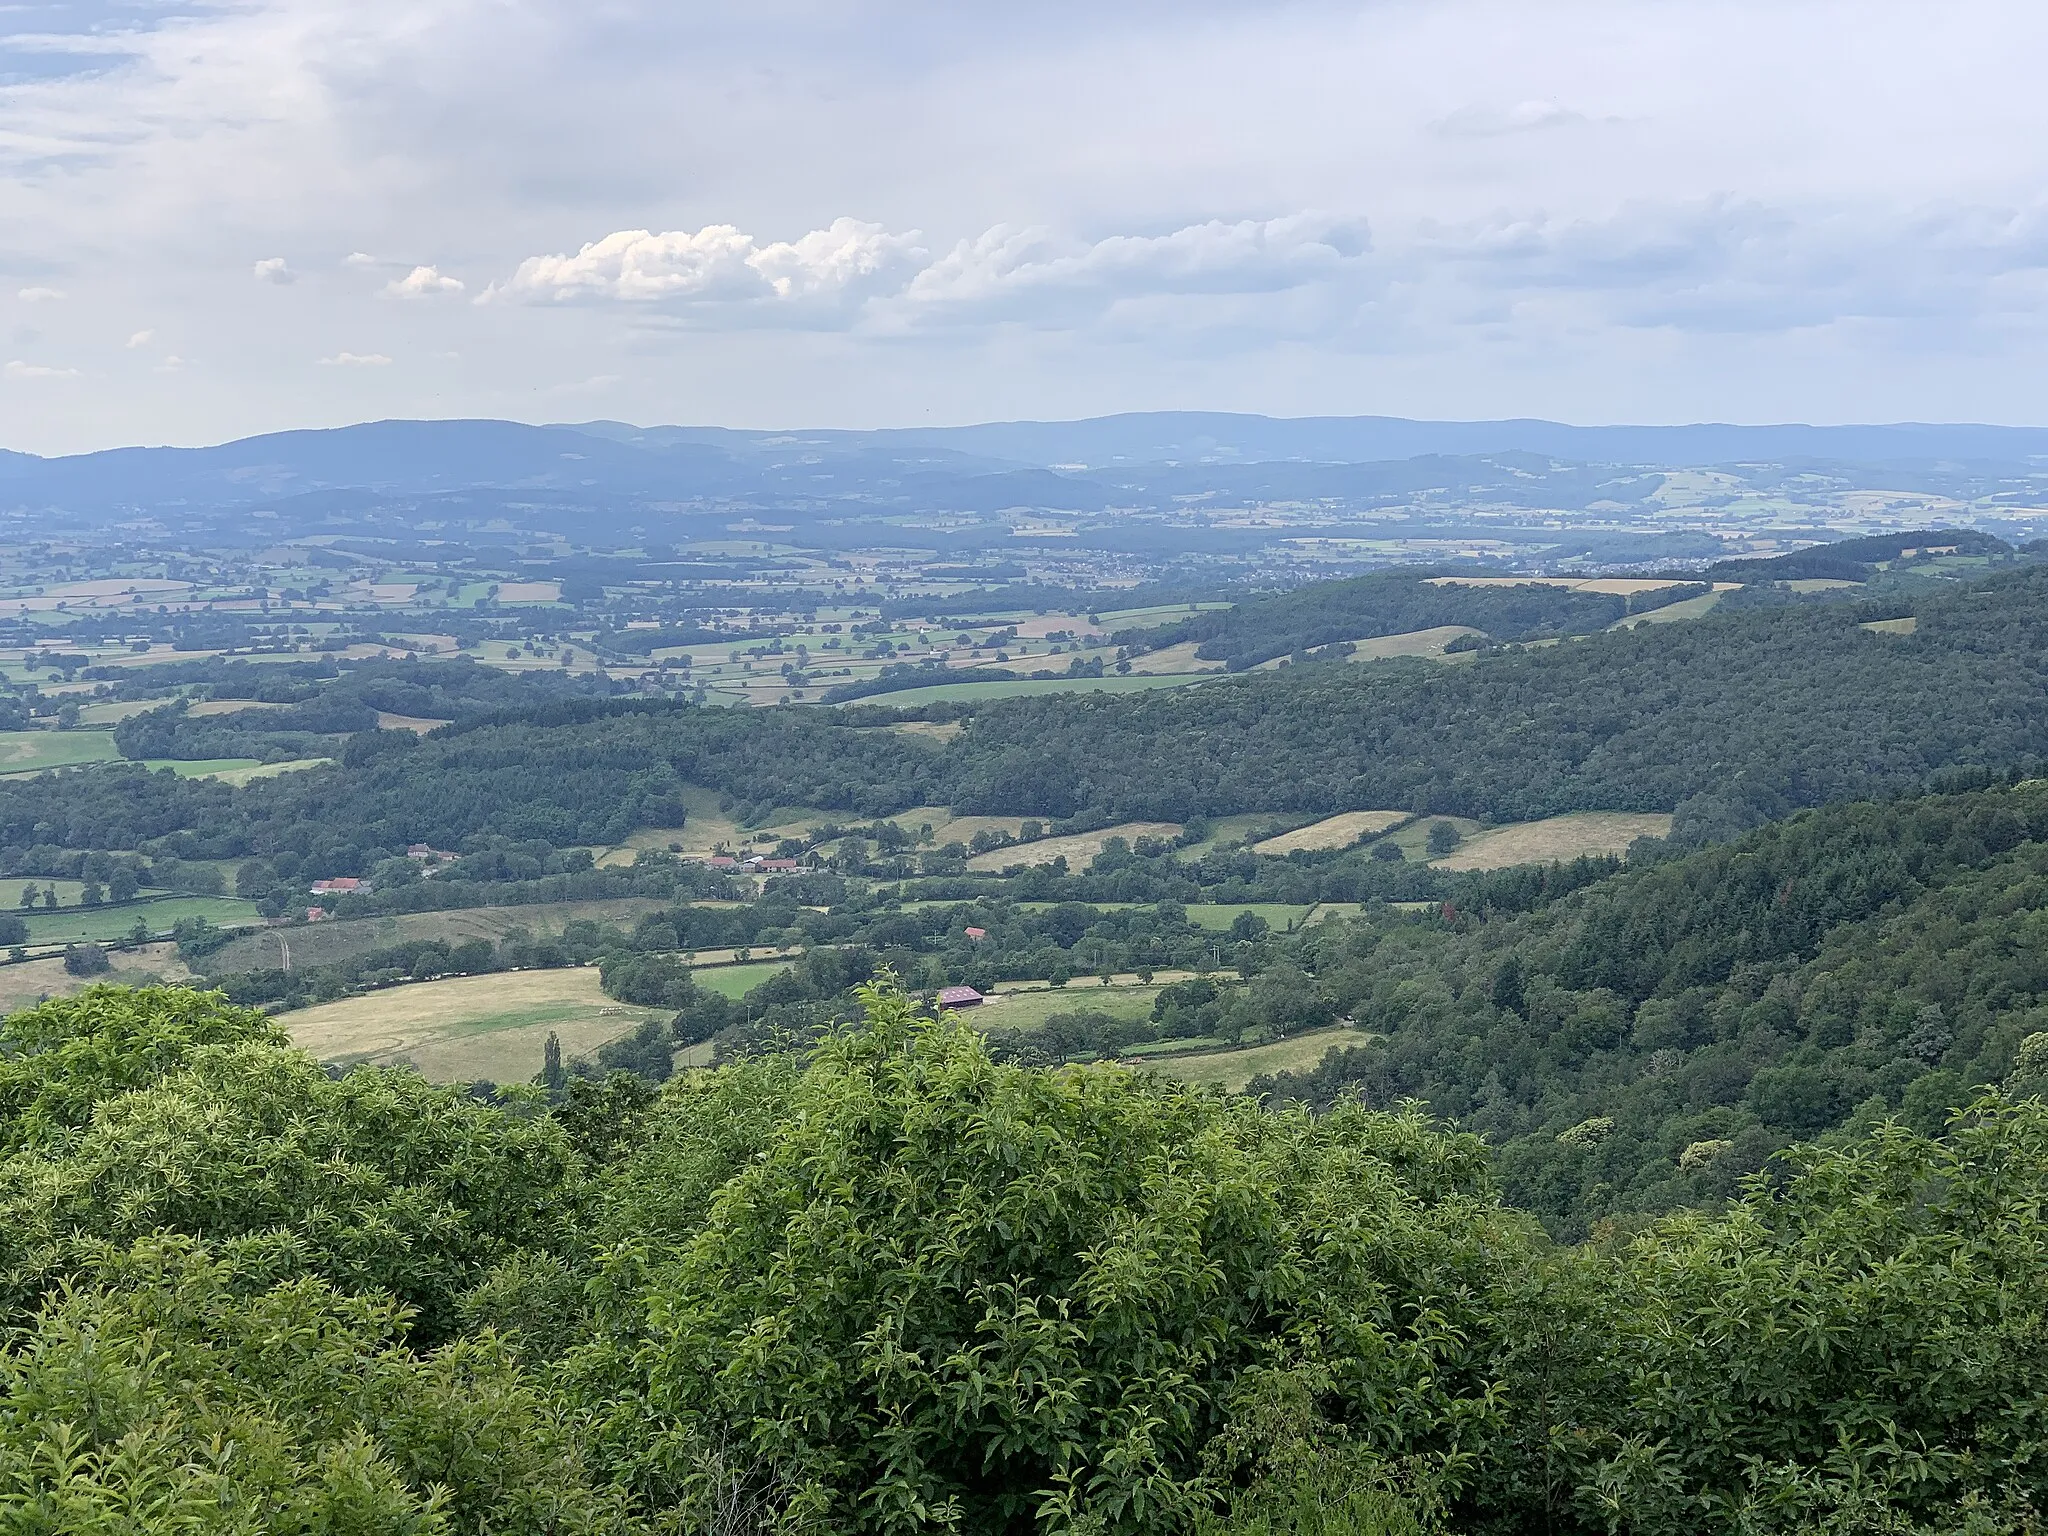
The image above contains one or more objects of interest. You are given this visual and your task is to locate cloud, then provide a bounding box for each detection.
[155,354,186,372]
[316,351,391,366]
[383,263,464,297]
[1405,198,2048,334]
[252,257,294,284]
[16,287,65,302]
[900,212,1372,324]
[487,212,1367,330]
[486,217,926,315]
[343,252,381,268]
[5,359,79,378]
[1429,100,1596,138]
[126,328,154,348]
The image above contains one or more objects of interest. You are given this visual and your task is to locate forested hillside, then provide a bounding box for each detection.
[1112,571,1639,670]
[947,564,2048,833]
[5,564,2048,884]
[1254,783,2048,1234]
[2,983,2043,1533]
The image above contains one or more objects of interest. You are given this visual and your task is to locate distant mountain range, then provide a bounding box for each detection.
[4,412,2047,535]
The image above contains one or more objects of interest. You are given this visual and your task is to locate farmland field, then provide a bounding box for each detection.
[186,698,288,717]
[1613,592,1725,626]
[691,959,793,998]
[282,967,665,1082]
[1142,1026,1364,1092]
[1252,809,1408,855]
[201,898,679,973]
[967,821,1182,872]
[0,729,119,775]
[1123,641,1224,675]
[1184,903,1316,931]
[0,942,193,1013]
[1251,626,1480,668]
[966,981,1167,1032]
[22,896,259,945]
[137,757,266,779]
[1430,811,1673,871]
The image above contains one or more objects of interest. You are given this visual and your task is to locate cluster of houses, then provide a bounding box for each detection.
[302,843,460,918]
[703,853,804,875]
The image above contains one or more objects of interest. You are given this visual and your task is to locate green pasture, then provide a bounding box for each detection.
[692,959,793,998]
[1143,1027,1364,1092]
[21,896,260,946]
[0,729,119,775]
[968,983,1164,1033]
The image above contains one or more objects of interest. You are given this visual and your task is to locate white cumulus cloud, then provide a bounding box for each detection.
[126,329,154,348]
[5,360,80,378]
[383,264,465,297]
[252,257,294,284]
[316,351,391,366]
[487,212,1367,331]
[486,217,926,315]
[16,287,65,303]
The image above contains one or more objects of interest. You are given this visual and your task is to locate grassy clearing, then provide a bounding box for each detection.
[1863,616,1919,635]
[22,896,260,945]
[1177,813,1290,856]
[1123,641,1223,675]
[848,674,1210,707]
[0,730,118,775]
[1252,810,1409,856]
[202,898,679,974]
[1612,592,1726,628]
[1375,815,1487,861]
[186,699,288,717]
[206,758,330,786]
[882,806,1034,847]
[1253,626,1480,669]
[375,712,452,733]
[0,943,193,1014]
[967,982,1166,1032]
[596,785,837,865]
[1431,811,1672,871]
[137,757,266,779]
[72,700,162,725]
[1094,601,1233,625]
[692,959,793,998]
[1184,903,1316,932]
[1141,1027,1364,1092]
[882,720,964,742]
[967,821,1183,873]
[283,967,663,1083]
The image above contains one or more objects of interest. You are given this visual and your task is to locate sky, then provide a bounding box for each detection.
[3,0,2047,454]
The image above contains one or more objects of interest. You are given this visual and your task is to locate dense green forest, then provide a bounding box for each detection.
[8,564,2048,882]
[1238,783,2048,1233]
[946,565,2048,832]
[2,983,2042,1533]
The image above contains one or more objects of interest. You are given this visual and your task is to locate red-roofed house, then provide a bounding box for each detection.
[309,878,364,895]
[937,985,984,1008]
[963,926,987,940]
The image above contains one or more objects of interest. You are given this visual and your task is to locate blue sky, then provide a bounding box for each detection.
[3,0,2046,452]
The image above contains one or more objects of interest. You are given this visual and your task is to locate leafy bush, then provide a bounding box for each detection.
[568,983,1525,1534]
